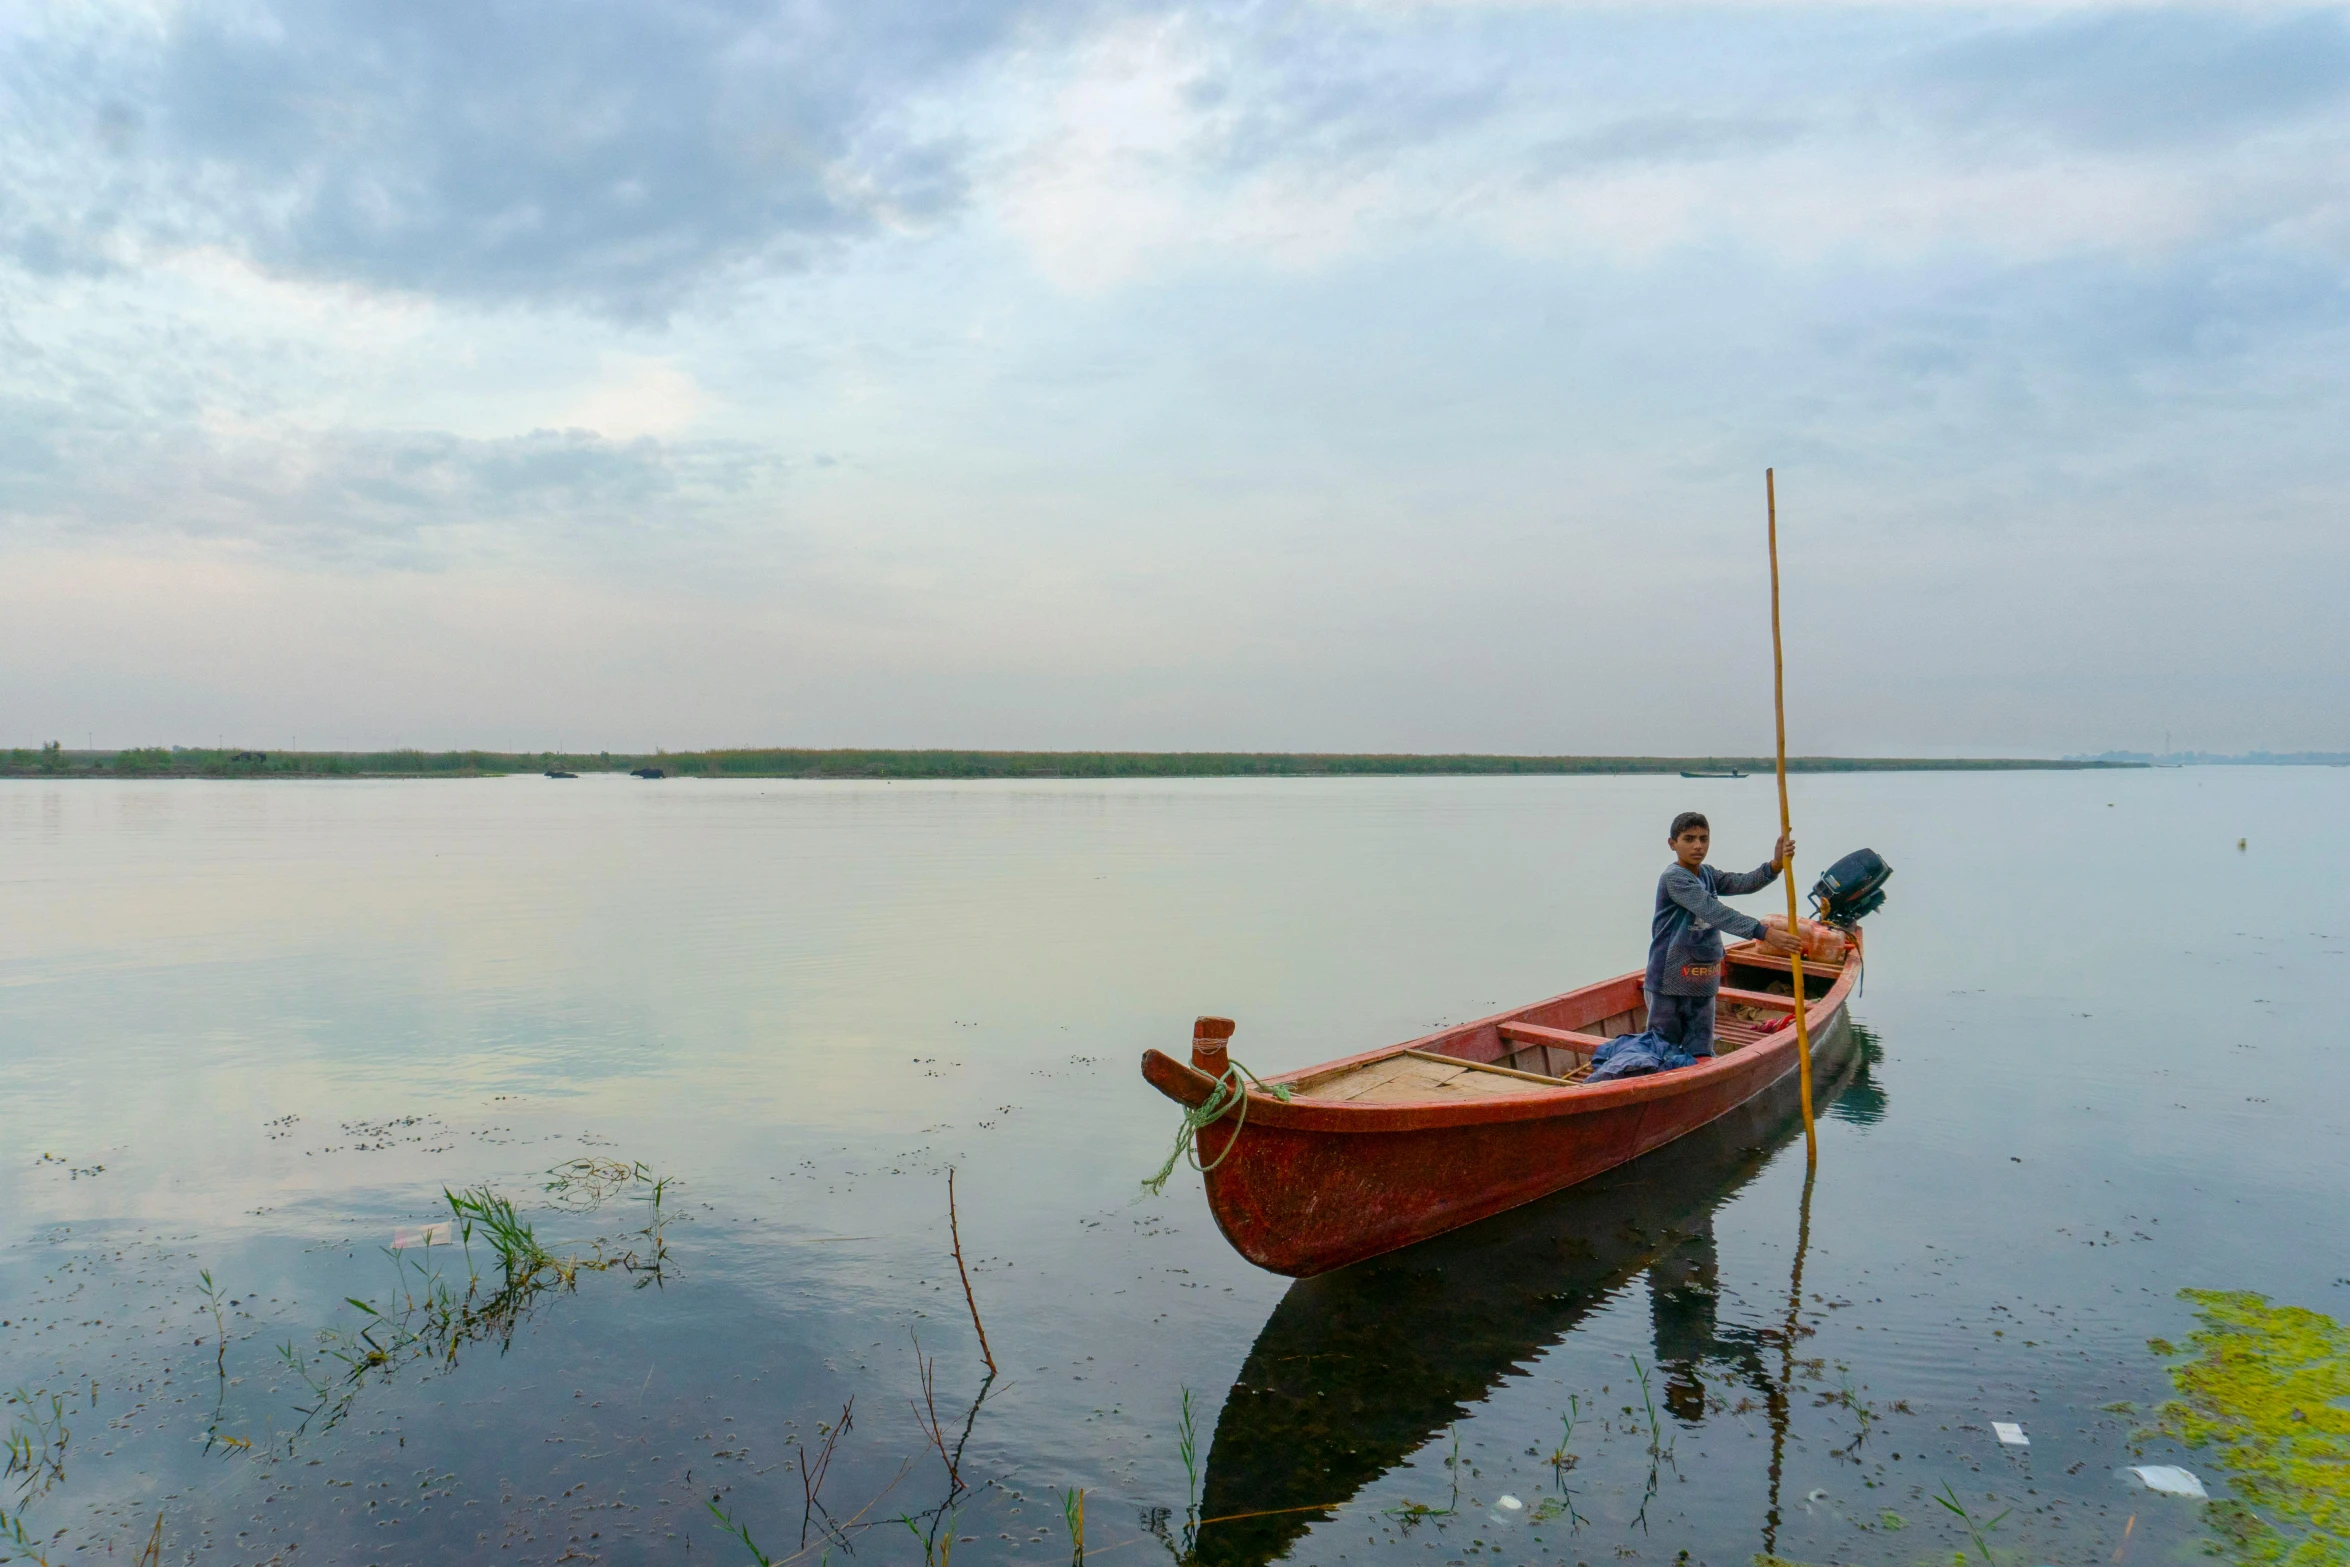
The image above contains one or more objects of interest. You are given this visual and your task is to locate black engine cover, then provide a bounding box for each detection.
[1809,847,1892,926]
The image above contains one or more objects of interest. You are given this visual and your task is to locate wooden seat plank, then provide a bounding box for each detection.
[1717,986,1799,1012]
[1497,1021,1609,1055]
[1725,946,1842,978]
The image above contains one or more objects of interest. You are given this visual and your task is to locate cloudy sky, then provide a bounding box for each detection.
[3,0,2345,755]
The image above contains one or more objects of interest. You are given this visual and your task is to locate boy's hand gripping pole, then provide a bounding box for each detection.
[1768,468,1818,1166]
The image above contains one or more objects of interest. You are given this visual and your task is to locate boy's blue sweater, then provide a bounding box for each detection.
[1647,861,1779,997]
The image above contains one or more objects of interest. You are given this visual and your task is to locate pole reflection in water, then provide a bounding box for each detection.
[1191,1025,1884,1567]
[1760,1161,1817,1560]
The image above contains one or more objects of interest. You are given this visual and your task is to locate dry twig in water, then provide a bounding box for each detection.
[946,1167,996,1377]
[910,1333,964,1494]
[800,1397,854,1548]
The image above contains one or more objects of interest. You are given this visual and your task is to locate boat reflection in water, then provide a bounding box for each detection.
[1189,1026,1886,1567]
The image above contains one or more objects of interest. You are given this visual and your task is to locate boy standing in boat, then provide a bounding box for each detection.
[1647,811,1803,1062]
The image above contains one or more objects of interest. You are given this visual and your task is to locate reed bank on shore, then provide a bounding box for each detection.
[0,744,2145,780]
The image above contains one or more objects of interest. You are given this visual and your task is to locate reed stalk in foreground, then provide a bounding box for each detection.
[1548,1393,1583,1471]
[1935,1480,2010,1566]
[0,1501,58,1567]
[1177,1386,1201,1526]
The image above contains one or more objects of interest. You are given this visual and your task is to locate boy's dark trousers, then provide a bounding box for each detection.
[1644,989,1717,1060]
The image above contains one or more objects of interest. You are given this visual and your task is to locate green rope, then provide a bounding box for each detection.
[1141,1062,1293,1197]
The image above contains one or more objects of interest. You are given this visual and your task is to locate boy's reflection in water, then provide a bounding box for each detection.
[1648,1217,1773,1422]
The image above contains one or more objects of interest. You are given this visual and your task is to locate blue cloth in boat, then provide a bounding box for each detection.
[1585,1027,1704,1083]
[1648,860,1779,998]
[1587,992,1718,1081]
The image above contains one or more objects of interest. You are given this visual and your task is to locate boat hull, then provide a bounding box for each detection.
[1140,946,1859,1276]
[1189,1030,1877,1567]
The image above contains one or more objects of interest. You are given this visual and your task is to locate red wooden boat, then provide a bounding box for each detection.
[1139,931,1863,1276]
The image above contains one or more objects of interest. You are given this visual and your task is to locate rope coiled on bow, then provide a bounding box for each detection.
[1140,1062,1293,1197]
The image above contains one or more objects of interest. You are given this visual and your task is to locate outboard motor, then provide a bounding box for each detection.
[1809,848,1891,928]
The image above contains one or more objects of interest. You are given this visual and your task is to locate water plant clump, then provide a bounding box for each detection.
[2,1387,73,1566]
[2156,1288,2350,1566]
[279,1165,674,1434]
[1383,1426,1462,1523]
[3,1389,69,1505]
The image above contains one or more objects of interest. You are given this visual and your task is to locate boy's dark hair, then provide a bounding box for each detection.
[1669,811,1709,840]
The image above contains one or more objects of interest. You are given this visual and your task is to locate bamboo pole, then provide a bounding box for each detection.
[1767,468,1818,1165]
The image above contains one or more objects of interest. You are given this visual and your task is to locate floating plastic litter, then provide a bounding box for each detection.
[1493,1495,1523,1512]
[1992,1421,2029,1446]
[392,1222,454,1249]
[2128,1465,2208,1499]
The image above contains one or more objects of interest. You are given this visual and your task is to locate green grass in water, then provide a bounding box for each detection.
[2157,1289,2350,1566]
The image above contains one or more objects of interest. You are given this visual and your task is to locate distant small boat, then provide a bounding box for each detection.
[1680,768,1748,778]
[543,770,578,779]
[1140,933,1861,1276]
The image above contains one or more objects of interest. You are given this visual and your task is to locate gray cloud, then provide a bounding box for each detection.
[1187,6,2350,193]
[1525,112,1810,178]
[1913,8,2350,152]
[15,2,2347,321]
[1186,8,1514,176]
[4,0,1140,315]
[0,416,791,568]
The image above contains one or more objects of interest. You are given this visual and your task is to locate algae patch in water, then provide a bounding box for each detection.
[2157,1289,2350,1566]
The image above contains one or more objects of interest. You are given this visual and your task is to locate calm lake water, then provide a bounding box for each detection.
[2,769,2343,1567]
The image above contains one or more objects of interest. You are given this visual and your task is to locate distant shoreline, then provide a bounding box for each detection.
[0,746,2158,781]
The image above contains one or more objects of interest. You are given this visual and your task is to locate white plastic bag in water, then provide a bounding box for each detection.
[2128,1466,2208,1499]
